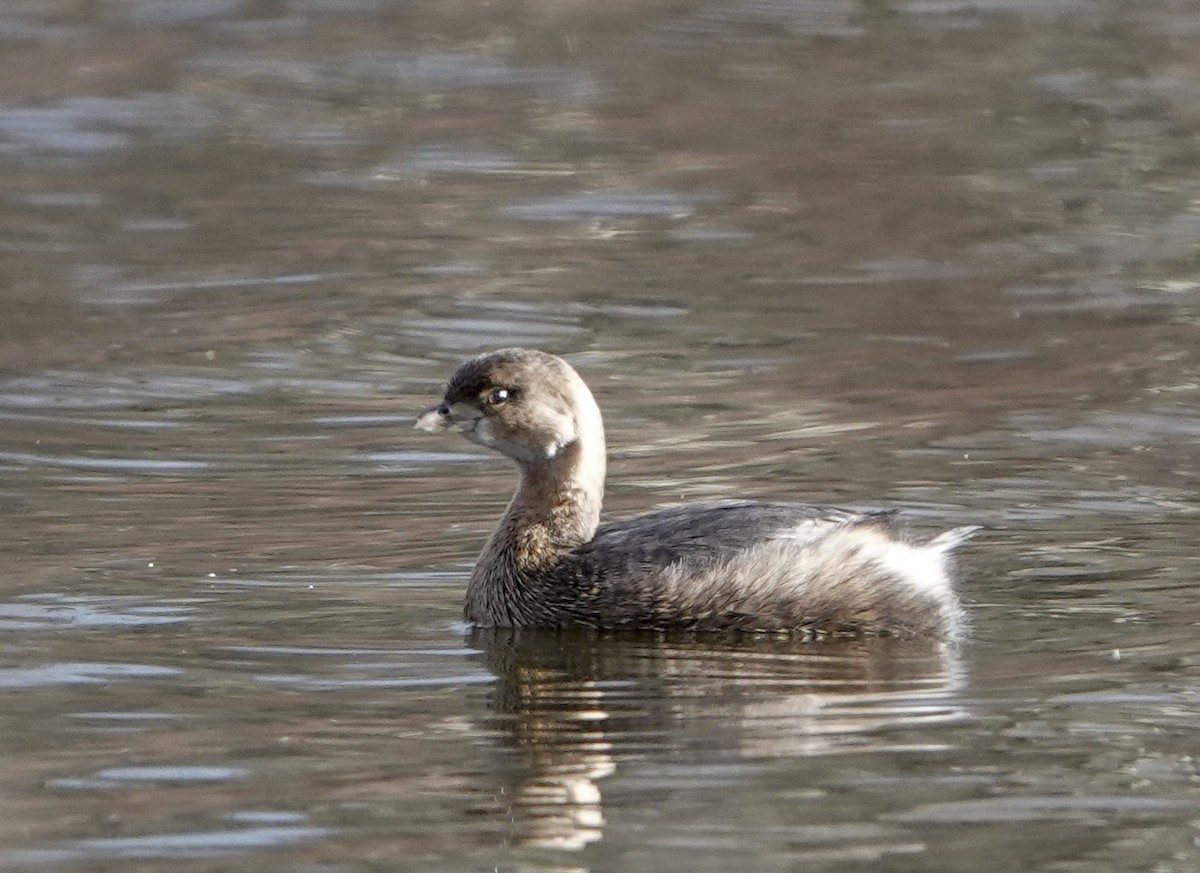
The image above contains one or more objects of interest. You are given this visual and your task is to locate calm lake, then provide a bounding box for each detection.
[2,1,1199,871]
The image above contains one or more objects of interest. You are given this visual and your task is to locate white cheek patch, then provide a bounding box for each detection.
[539,410,576,458]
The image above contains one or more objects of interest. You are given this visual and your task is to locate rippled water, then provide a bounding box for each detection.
[2,1,1200,871]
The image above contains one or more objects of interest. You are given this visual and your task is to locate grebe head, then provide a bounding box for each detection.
[415,348,605,470]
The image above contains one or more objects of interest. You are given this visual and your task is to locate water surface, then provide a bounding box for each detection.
[3,2,1200,871]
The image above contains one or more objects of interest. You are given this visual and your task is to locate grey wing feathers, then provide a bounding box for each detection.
[578,500,894,570]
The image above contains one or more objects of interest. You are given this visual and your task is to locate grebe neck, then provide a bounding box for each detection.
[485,431,606,574]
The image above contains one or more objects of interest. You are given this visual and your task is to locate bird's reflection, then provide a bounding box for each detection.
[471,628,966,850]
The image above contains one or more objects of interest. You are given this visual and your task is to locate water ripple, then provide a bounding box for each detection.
[0,451,210,474]
[0,663,181,689]
[890,794,1191,824]
[0,594,197,630]
[7,826,334,863]
[501,189,709,222]
[47,766,251,791]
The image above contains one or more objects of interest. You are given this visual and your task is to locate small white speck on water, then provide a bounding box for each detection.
[147,562,154,568]
[1111,649,1121,661]
[207,572,216,578]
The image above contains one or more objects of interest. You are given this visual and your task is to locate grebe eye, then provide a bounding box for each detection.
[487,387,511,406]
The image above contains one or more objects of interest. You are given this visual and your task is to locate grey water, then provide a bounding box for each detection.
[2,1,1199,871]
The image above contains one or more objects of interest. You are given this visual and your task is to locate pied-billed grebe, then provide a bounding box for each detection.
[415,349,977,638]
